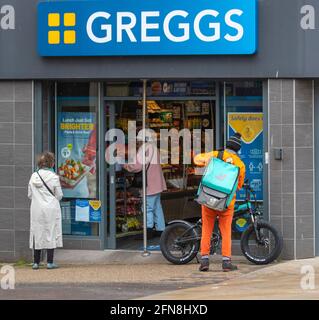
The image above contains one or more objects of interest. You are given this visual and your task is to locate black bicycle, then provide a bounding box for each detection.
[160,180,283,265]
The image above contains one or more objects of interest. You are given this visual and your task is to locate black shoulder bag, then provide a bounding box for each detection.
[37,171,55,198]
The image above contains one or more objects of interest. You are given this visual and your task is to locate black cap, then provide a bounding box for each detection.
[226,132,242,152]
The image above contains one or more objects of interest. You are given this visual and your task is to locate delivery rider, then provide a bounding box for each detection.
[194,132,246,272]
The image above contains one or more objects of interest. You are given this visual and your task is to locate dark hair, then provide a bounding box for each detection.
[37,152,55,169]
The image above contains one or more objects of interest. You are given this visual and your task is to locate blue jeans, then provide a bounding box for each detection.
[146,193,165,231]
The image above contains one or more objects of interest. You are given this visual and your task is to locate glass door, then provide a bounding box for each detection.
[104,99,146,250]
[221,81,264,238]
[104,101,116,249]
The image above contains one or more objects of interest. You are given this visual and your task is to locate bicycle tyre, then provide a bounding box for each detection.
[240,220,283,265]
[160,222,200,265]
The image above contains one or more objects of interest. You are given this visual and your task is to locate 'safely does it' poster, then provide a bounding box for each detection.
[228,112,263,201]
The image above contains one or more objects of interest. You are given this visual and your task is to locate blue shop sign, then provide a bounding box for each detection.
[38,0,257,56]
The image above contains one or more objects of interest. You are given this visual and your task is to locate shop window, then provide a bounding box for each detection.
[41,81,55,152]
[105,81,216,97]
[56,82,100,237]
[220,81,264,240]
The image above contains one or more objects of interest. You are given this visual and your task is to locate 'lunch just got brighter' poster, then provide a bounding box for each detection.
[57,112,97,199]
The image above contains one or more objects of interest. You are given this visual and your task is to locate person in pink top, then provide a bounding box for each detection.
[124,142,167,238]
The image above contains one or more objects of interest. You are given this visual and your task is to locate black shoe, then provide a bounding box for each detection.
[222,260,238,272]
[134,229,154,240]
[199,258,209,272]
[147,228,154,239]
[153,230,163,238]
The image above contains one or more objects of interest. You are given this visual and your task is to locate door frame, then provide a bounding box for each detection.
[102,86,217,249]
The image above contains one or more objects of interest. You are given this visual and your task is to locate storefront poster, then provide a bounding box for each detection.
[75,199,90,222]
[151,81,189,96]
[89,200,102,222]
[61,201,92,236]
[228,112,263,201]
[75,199,102,222]
[57,112,97,198]
[190,82,215,96]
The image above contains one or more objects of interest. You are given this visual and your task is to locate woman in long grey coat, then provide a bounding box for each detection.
[28,152,63,270]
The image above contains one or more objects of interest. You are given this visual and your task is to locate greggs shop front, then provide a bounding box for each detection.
[0,0,318,261]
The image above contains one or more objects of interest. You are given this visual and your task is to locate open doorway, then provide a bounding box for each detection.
[105,97,216,250]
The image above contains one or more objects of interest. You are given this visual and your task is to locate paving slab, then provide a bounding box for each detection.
[54,249,168,265]
[140,258,319,300]
[0,254,265,300]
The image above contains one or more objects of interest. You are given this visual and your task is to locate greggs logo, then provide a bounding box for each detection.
[47,13,76,44]
[38,0,257,56]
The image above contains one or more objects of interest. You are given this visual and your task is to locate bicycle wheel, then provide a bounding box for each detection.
[160,222,200,265]
[240,220,283,265]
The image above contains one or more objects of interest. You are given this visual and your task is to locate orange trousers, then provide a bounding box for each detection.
[200,205,234,258]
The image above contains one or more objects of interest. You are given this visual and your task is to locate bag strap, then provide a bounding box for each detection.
[146,159,151,172]
[37,171,55,198]
[145,145,155,172]
[217,151,224,161]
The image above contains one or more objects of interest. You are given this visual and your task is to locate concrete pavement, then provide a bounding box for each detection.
[3,249,315,300]
[140,258,319,300]
[0,253,264,300]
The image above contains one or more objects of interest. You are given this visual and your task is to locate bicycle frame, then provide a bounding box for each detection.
[162,179,282,265]
[171,181,262,249]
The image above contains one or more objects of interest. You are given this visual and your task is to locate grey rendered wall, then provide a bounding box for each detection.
[0,81,33,262]
[268,79,315,260]
[314,81,319,256]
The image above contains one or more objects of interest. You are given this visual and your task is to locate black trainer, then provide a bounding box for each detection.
[153,230,163,238]
[222,260,238,272]
[199,258,209,272]
[135,228,154,240]
[147,228,154,239]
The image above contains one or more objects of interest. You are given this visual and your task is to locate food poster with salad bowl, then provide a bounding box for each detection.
[57,112,97,199]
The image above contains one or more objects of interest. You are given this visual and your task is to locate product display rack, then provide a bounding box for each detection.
[115,170,143,237]
[114,101,144,237]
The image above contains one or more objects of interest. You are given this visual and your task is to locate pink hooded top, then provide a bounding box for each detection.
[124,144,167,196]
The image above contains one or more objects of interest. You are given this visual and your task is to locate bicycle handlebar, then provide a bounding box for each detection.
[243,179,258,208]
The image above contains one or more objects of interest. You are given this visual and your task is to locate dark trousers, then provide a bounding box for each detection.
[34,249,54,264]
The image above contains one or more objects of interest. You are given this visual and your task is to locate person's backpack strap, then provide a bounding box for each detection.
[217,151,224,161]
[37,171,55,198]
